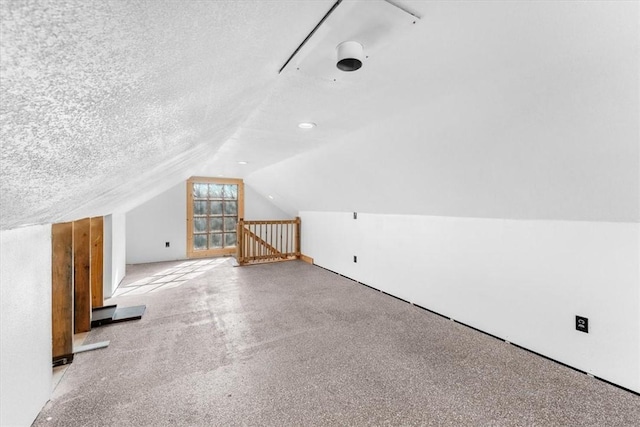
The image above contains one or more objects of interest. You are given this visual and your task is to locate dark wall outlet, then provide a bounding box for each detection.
[575,315,588,333]
[165,242,170,248]
[353,255,357,263]
[353,212,357,219]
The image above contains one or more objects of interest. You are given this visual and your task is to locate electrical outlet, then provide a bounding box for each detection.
[353,255,357,263]
[353,212,357,219]
[575,315,588,333]
[165,242,170,248]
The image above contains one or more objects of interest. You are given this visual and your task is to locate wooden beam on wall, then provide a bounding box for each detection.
[73,218,91,333]
[51,222,73,361]
[90,217,104,308]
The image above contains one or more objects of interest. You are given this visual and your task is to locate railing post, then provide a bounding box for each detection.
[236,218,244,265]
[295,216,301,258]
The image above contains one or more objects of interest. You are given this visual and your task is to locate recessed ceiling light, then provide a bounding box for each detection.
[268,195,274,199]
[298,122,316,129]
[238,161,248,165]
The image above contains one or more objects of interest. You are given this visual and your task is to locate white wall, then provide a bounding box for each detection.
[103,213,127,297]
[244,184,290,220]
[126,182,187,264]
[104,215,113,296]
[126,181,289,264]
[0,225,52,426]
[110,212,127,294]
[301,211,640,393]
[247,1,638,223]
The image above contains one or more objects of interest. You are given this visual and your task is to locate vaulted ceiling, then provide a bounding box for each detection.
[1,0,336,229]
[1,0,638,230]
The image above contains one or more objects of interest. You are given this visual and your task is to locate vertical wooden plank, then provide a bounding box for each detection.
[253,224,257,260]
[52,222,73,361]
[236,219,244,264]
[186,178,196,258]
[90,217,104,308]
[238,181,244,220]
[295,217,301,257]
[74,218,91,333]
[285,222,289,256]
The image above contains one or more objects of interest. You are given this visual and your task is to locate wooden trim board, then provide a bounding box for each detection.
[90,217,104,308]
[52,222,74,361]
[73,218,91,333]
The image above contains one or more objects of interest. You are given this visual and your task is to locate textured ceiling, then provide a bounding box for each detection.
[2,1,638,229]
[0,0,336,229]
[193,0,427,182]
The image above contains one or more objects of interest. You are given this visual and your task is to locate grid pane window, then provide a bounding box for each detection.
[209,184,224,199]
[194,201,208,215]
[224,185,238,199]
[209,234,223,248]
[225,232,237,247]
[193,184,208,199]
[210,201,223,215]
[193,218,207,233]
[209,217,223,232]
[191,181,239,252]
[223,201,237,215]
[194,234,207,250]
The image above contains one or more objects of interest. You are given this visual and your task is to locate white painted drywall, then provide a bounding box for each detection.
[126,182,187,264]
[104,213,127,297]
[244,184,290,220]
[103,214,113,297]
[301,211,640,392]
[126,181,288,264]
[111,212,127,293]
[0,225,52,426]
[247,1,639,223]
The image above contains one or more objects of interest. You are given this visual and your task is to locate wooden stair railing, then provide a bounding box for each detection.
[236,217,301,265]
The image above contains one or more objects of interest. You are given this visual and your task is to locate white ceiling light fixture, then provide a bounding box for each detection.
[238,161,248,165]
[298,122,316,129]
[336,41,363,71]
[279,1,419,80]
[268,195,274,200]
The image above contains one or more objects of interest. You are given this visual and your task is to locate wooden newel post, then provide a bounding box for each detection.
[295,216,301,257]
[236,218,244,265]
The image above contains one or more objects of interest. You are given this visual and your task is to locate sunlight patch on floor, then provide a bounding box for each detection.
[113,258,229,297]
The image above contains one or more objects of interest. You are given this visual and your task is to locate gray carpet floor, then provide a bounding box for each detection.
[34,259,640,426]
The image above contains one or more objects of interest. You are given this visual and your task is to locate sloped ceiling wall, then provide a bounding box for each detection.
[0,0,334,230]
[1,1,638,230]
[247,1,639,222]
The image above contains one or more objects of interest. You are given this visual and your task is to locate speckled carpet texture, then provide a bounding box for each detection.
[34,259,640,426]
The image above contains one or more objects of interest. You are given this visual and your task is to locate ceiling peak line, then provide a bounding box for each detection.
[383,0,421,19]
[278,0,343,74]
